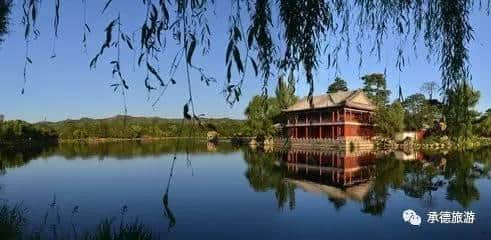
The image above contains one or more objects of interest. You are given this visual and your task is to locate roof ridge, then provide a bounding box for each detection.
[345,89,361,103]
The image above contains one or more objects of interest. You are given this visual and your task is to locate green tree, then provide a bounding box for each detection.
[244,96,281,138]
[402,93,441,130]
[374,101,405,138]
[444,83,480,139]
[275,71,297,110]
[327,77,348,93]
[474,109,491,137]
[361,73,391,106]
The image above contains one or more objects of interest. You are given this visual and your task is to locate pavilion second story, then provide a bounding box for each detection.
[283,90,376,127]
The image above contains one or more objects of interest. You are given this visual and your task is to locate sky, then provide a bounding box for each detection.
[1,1,490,123]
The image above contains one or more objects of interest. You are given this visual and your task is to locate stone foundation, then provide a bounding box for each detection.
[274,137,374,151]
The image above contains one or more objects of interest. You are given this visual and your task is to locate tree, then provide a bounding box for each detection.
[475,109,491,137]
[374,101,405,138]
[244,96,281,138]
[275,71,297,110]
[327,77,348,93]
[421,81,439,100]
[361,73,391,106]
[444,82,481,139]
[402,93,441,130]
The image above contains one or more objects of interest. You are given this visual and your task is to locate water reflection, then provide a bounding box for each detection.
[0,140,237,172]
[244,147,491,214]
[0,141,490,239]
[283,150,376,211]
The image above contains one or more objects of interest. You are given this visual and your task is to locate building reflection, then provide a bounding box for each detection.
[279,149,377,205]
[282,150,376,187]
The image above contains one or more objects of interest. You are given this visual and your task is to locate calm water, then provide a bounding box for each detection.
[1,140,491,239]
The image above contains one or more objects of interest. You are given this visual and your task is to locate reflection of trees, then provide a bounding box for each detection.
[0,143,58,174]
[443,151,481,208]
[243,149,296,210]
[0,140,237,168]
[401,163,443,201]
[361,153,404,215]
[56,140,237,160]
[242,147,491,214]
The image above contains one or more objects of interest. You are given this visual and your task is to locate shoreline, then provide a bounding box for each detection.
[58,136,254,144]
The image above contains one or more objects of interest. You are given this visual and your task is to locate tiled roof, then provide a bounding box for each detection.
[284,90,376,112]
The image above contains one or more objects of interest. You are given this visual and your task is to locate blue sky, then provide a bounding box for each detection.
[1,1,490,123]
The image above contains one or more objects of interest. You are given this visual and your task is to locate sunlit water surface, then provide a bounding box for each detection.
[1,140,490,239]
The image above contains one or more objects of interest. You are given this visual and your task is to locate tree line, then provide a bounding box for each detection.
[0,119,58,146]
[0,116,250,144]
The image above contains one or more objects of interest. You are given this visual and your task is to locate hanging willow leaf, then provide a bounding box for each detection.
[226,62,232,83]
[187,34,196,64]
[170,78,176,84]
[85,24,91,33]
[147,62,165,86]
[54,0,60,37]
[125,38,133,50]
[183,104,191,119]
[99,19,116,55]
[138,53,144,66]
[233,47,243,73]
[26,57,32,64]
[225,40,233,64]
[144,76,156,91]
[89,54,99,69]
[250,57,258,76]
[102,0,113,14]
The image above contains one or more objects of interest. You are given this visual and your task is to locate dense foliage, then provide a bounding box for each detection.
[244,96,281,138]
[0,120,58,145]
[275,72,297,110]
[444,83,481,139]
[361,73,390,106]
[402,93,442,131]
[36,116,248,140]
[374,102,405,138]
[475,109,491,137]
[245,74,297,138]
[326,77,348,93]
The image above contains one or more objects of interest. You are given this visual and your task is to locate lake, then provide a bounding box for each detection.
[0,140,490,239]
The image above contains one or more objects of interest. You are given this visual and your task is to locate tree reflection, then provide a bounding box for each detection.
[361,153,404,215]
[0,143,58,175]
[0,140,237,173]
[443,151,480,208]
[242,147,491,214]
[243,149,296,210]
